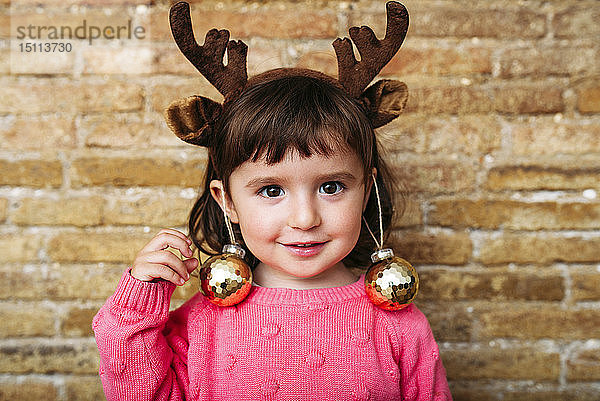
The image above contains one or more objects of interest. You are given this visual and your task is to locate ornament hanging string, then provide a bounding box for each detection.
[221,188,237,245]
[363,173,384,250]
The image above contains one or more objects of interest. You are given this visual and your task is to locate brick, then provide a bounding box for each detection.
[511,121,600,155]
[0,49,9,74]
[448,383,497,401]
[378,115,501,155]
[503,389,600,401]
[78,82,144,113]
[150,82,220,114]
[391,160,477,194]
[64,376,105,401]
[499,47,598,78]
[567,347,600,381]
[494,85,564,114]
[0,340,98,374]
[11,197,104,227]
[0,15,9,38]
[44,264,124,301]
[383,45,492,76]
[9,46,75,75]
[70,157,207,187]
[390,231,472,265]
[158,40,284,77]
[81,116,180,149]
[0,264,118,301]
[419,269,564,302]
[104,197,194,226]
[430,200,600,230]
[13,0,150,4]
[0,379,58,401]
[478,307,600,340]
[62,306,97,337]
[239,42,284,77]
[0,81,144,113]
[295,49,338,78]
[153,45,201,76]
[151,8,337,41]
[486,165,600,191]
[393,198,422,228]
[47,232,151,263]
[443,347,559,380]
[0,198,7,223]
[577,85,600,114]
[405,86,493,114]
[0,159,62,188]
[352,6,546,39]
[553,6,600,38]
[0,303,55,338]
[478,234,600,265]
[0,266,40,300]
[0,118,76,149]
[571,270,600,302]
[239,9,337,39]
[0,234,42,263]
[149,10,171,42]
[418,303,472,342]
[81,46,155,75]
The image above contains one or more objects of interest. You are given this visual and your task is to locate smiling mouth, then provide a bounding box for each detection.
[280,241,328,257]
[284,242,326,248]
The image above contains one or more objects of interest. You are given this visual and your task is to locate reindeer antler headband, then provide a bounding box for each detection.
[165,1,409,146]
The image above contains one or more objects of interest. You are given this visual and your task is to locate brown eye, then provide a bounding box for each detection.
[320,181,343,195]
[260,185,284,198]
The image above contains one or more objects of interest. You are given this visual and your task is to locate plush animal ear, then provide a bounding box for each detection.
[164,95,223,146]
[360,79,408,128]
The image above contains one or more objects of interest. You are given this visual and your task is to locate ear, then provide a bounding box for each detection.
[209,180,240,224]
[164,95,223,146]
[363,168,377,212]
[360,80,408,128]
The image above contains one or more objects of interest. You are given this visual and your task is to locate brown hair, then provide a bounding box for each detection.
[188,74,401,269]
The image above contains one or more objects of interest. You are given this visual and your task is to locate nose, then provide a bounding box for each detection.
[287,195,321,230]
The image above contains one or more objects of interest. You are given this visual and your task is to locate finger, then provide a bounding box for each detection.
[133,263,188,286]
[158,228,193,244]
[143,250,191,281]
[142,232,194,258]
[153,228,193,248]
[183,257,199,273]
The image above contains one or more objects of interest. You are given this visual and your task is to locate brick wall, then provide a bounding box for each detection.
[1,0,599,399]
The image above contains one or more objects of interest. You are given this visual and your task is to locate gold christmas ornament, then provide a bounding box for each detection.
[199,244,253,307]
[363,174,419,310]
[197,188,253,307]
[365,248,418,310]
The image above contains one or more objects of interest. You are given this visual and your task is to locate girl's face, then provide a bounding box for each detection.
[211,149,371,288]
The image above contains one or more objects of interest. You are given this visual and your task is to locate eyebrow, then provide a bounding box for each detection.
[244,171,359,189]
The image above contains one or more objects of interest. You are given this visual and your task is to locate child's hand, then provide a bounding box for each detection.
[131,228,199,286]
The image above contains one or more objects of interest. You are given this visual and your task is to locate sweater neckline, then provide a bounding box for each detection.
[245,274,365,305]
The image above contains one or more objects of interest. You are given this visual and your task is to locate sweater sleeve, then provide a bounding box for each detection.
[393,305,453,401]
[92,269,190,401]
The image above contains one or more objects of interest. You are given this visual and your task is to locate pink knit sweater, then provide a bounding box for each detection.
[93,270,452,400]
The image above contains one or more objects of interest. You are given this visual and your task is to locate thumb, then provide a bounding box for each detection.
[183,257,199,273]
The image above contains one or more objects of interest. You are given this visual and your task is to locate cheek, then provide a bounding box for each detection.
[329,198,364,240]
[236,203,279,242]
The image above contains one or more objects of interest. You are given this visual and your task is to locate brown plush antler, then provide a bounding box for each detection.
[169,2,248,99]
[333,1,408,98]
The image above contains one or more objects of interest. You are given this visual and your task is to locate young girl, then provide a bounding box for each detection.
[93,2,451,400]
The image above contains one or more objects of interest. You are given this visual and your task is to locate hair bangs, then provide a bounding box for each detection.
[215,75,374,179]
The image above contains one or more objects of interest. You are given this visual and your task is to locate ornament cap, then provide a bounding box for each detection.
[222,243,246,259]
[370,248,394,263]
